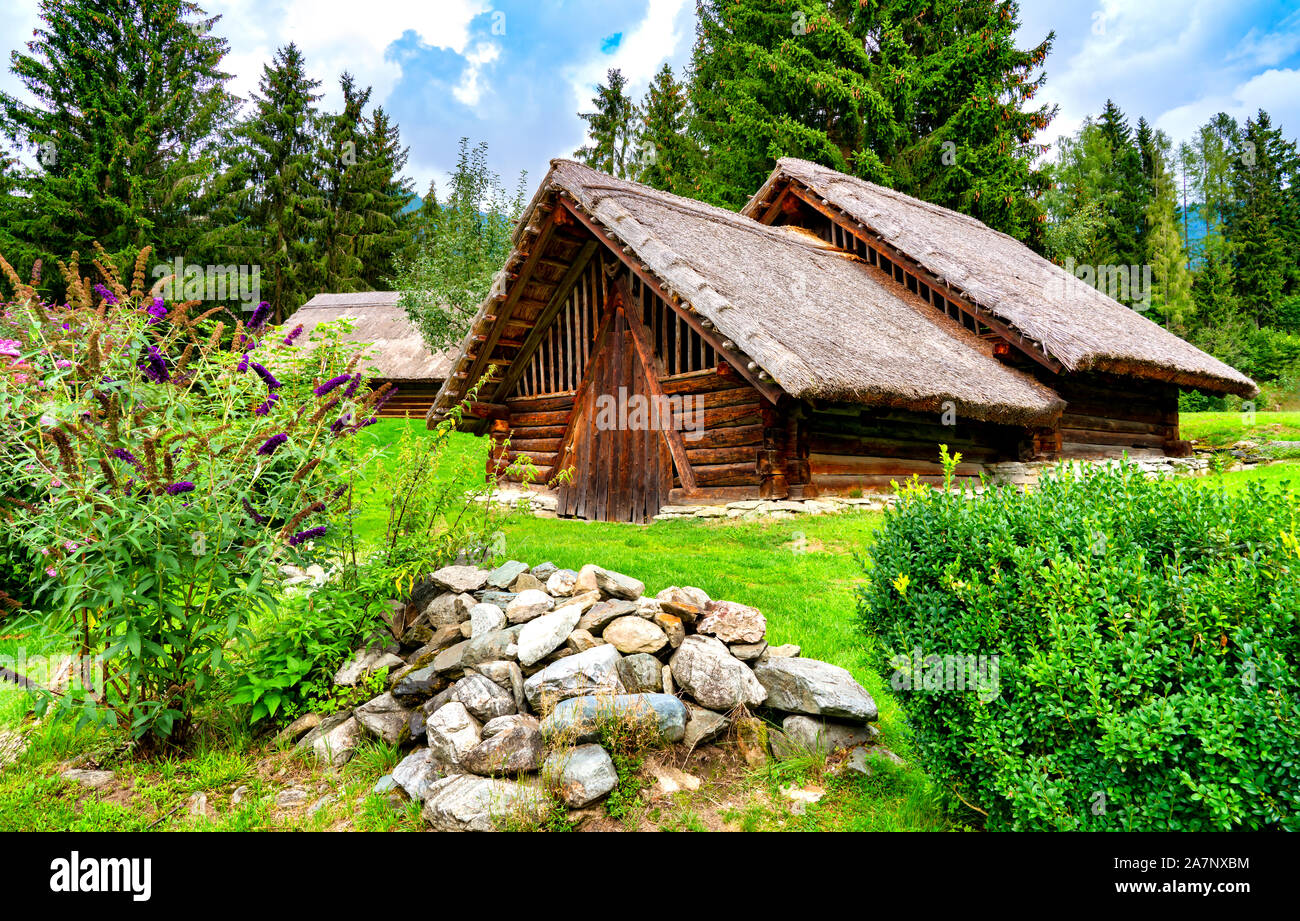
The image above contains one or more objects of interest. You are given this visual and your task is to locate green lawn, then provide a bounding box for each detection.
[2,415,1296,832]
[1180,410,1300,448]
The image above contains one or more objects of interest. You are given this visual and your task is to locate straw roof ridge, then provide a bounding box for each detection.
[431,159,1066,426]
[281,291,453,381]
[748,157,1257,397]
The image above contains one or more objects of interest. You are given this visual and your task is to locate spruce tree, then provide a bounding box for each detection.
[1095,100,1146,270]
[357,106,416,288]
[209,43,323,324]
[0,0,237,272]
[575,68,639,179]
[1142,128,1193,328]
[687,0,1054,243]
[635,64,698,195]
[1225,110,1296,325]
[316,74,373,295]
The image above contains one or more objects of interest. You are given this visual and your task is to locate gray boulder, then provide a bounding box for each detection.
[451,672,517,722]
[433,639,469,676]
[469,603,507,637]
[355,692,416,745]
[461,714,543,776]
[392,748,443,801]
[390,664,440,702]
[430,565,490,594]
[668,635,767,710]
[523,644,625,710]
[752,658,878,721]
[486,560,529,589]
[577,564,644,600]
[602,616,668,655]
[421,774,547,831]
[423,591,475,627]
[516,603,584,666]
[505,589,554,624]
[461,626,522,668]
[540,693,687,745]
[472,660,527,713]
[425,701,482,768]
[616,653,664,694]
[311,715,363,767]
[683,704,729,748]
[544,743,617,807]
[778,714,877,756]
[577,599,638,634]
[545,569,579,596]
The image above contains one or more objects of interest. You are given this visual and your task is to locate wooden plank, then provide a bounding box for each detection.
[668,485,762,503]
[618,276,699,494]
[685,445,759,466]
[461,207,560,399]
[557,197,785,405]
[693,461,760,487]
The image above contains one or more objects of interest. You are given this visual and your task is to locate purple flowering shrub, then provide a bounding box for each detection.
[0,252,385,745]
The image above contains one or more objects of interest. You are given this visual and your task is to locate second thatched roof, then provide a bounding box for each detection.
[746,157,1257,397]
[282,292,454,382]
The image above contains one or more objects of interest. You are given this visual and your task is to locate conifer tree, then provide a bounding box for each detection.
[635,64,698,195]
[316,74,373,295]
[687,0,1054,243]
[1225,110,1296,326]
[0,0,237,271]
[1142,128,1194,328]
[209,43,323,324]
[575,68,639,179]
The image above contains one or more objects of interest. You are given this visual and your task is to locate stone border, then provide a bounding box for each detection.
[472,453,1271,522]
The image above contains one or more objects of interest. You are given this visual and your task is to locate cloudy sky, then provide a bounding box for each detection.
[2,0,1299,193]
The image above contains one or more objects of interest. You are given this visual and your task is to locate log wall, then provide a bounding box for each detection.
[1050,372,1186,457]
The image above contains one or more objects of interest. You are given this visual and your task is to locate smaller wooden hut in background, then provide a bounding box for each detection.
[281,292,454,418]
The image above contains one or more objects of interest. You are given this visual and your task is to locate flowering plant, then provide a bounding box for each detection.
[0,249,382,745]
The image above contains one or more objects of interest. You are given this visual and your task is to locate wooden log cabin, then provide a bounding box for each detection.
[281,292,455,418]
[426,159,1257,523]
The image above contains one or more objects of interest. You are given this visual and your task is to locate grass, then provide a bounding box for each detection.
[1180,410,1300,448]
[2,412,1297,832]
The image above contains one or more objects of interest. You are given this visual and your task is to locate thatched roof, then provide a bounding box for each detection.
[746,158,1257,397]
[432,159,1065,427]
[282,292,453,381]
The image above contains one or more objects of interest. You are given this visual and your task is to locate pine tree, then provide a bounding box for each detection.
[1225,110,1295,326]
[1095,100,1146,270]
[353,106,415,289]
[687,0,1054,243]
[209,43,323,324]
[634,64,698,195]
[1142,128,1194,328]
[316,74,373,295]
[0,0,237,275]
[575,68,638,179]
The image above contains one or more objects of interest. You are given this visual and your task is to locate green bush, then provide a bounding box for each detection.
[0,252,378,744]
[858,461,1300,830]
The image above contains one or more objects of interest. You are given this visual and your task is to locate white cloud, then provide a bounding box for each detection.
[213,0,492,107]
[565,0,691,146]
[1157,67,1300,141]
[453,40,501,107]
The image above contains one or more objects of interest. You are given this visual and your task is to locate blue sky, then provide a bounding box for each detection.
[2,1,1300,195]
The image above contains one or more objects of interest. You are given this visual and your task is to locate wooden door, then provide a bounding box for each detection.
[556,298,673,523]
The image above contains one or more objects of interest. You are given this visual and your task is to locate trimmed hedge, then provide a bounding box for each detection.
[858,462,1300,830]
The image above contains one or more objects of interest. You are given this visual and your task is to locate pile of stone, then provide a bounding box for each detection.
[290,559,883,831]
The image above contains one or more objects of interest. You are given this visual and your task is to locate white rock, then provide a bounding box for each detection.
[515,603,584,666]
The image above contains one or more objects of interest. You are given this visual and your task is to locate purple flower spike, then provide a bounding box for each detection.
[142,346,170,383]
[314,374,351,397]
[247,301,272,332]
[255,393,279,416]
[241,497,268,524]
[257,432,288,456]
[165,481,195,495]
[252,362,282,390]
[283,324,304,346]
[146,298,167,324]
[237,352,251,373]
[92,284,119,305]
[289,525,327,546]
[112,448,139,466]
[342,374,360,398]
